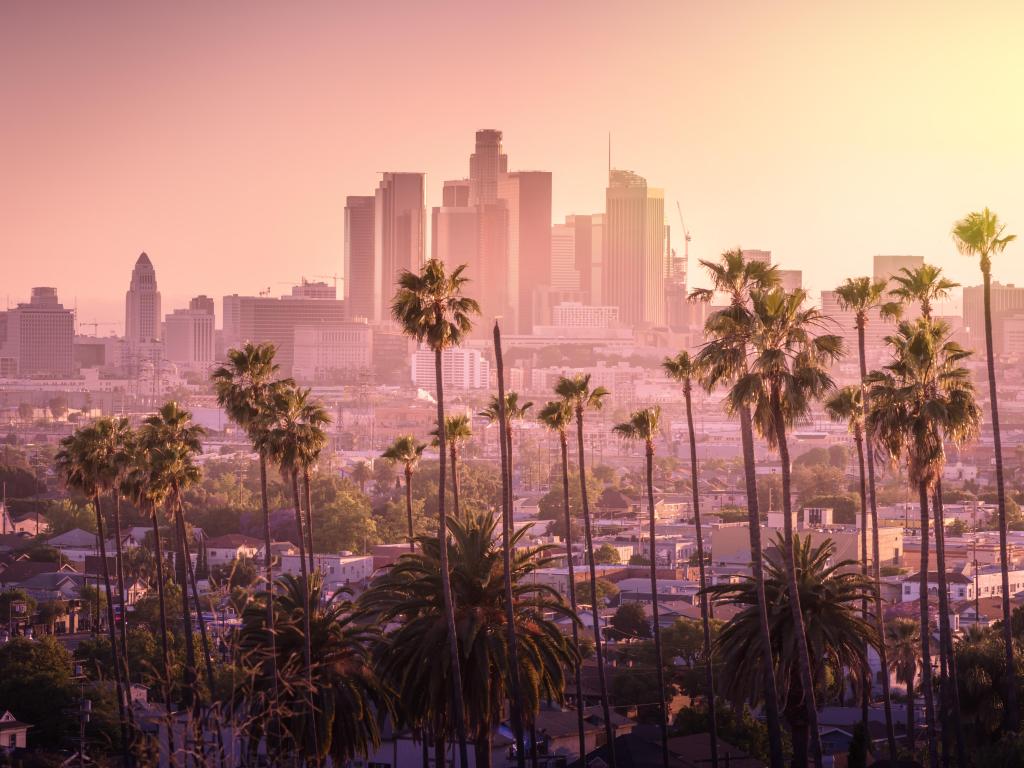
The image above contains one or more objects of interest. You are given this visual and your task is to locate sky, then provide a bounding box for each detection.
[3,1,1024,328]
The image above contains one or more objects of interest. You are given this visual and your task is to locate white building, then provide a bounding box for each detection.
[411,346,489,390]
[901,564,1024,603]
[163,301,215,368]
[292,322,372,383]
[552,302,619,328]
[278,553,374,594]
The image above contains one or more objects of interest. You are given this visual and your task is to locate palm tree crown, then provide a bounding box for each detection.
[391,259,480,350]
[888,264,959,319]
[952,207,1016,276]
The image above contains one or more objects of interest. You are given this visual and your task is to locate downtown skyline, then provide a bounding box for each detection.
[4,1,1024,323]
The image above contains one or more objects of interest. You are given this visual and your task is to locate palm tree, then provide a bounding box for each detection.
[105,418,137,699]
[212,342,288,721]
[56,426,132,765]
[392,258,480,768]
[430,414,473,520]
[613,406,670,768]
[706,286,842,768]
[537,399,587,761]
[663,352,718,768]
[480,390,534,512]
[692,248,786,768]
[381,435,428,551]
[359,511,577,768]
[238,573,387,764]
[888,264,958,320]
[834,275,900,758]
[885,618,922,749]
[868,318,982,768]
[296,398,330,573]
[554,373,616,767]
[351,460,373,495]
[709,535,877,768]
[953,207,1018,730]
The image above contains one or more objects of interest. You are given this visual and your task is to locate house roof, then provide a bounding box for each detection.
[206,533,262,549]
[597,488,635,510]
[0,710,31,732]
[46,528,99,548]
[904,571,973,584]
[0,560,67,583]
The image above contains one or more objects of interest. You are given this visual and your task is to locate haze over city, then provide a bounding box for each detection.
[5,0,1024,323]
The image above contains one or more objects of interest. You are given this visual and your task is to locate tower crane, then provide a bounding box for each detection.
[314,274,344,293]
[675,201,691,280]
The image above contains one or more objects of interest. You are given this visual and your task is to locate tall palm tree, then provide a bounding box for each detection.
[381,435,428,551]
[212,342,288,722]
[296,397,331,573]
[537,399,587,761]
[704,286,840,768]
[888,264,958,320]
[105,418,137,699]
[480,390,534,514]
[953,207,1018,730]
[359,511,577,768]
[56,426,132,765]
[885,618,922,749]
[392,258,480,768]
[663,352,719,768]
[709,535,877,768]
[238,573,387,765]
[613,406,670,768]
[692,248,786,768]
[554,373,616,767]
[868,318,982,768]
[834,275,899,758]
[430,414,473,520]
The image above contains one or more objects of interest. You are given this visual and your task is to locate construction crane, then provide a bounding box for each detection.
[78,320,118,336]
[314,274,344,293]
[675,201,691,279]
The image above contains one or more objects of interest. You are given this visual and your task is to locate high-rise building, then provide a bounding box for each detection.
[963,282,1024,355]
[164,296,215,368]
[779,269,803,292]
[293,321,373,383]
[469,129,507,206]
[222,282,347,376]
[742,249,772,265]
[411,346,490,390]
[498,170,551,333]
[550,222,580,292]
[0,287,75,377]
[375,173,425,322]
[344,195,377,322]
[125,252,161,345]
[603,170,666,327]
[873,255,924,284]
[556,214,605,304]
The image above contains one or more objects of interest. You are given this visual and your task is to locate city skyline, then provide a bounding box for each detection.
[4,1,1024,324]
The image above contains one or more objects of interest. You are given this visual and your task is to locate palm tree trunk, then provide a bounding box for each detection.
[289,470,319,762]
[906,677,916,749]
[111,492,132,699]
[474,729,492,768]
[738,406,785,768]
[933,482,966,768]
[173,504,198,739]
[854,431,870,730]
[917,481,939,768]
[257,453,282,758]
[770,394,823,768]
[575,406,616,768]
[644,442,670,768]
[684,382,718,768]
[434,345,470,768]
[406,466,416,552]
[559,430,587,762]
[982,266,1018,730]
[858,319,898,760]
[450,444,462,521]
[791,718,809,768]
[94,493,132,768]
[493,323,527,768]
[150,506,177,767]
[303,468,315,573]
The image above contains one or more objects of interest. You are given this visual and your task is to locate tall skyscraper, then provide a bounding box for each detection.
[603,170,666,327]
[741,249,772,265]
[469,129,507,205]
[778,269,803,292]
[164,297,215,367]
[125,252,161,345]
[375,173,425,322]
[0,287,75,377]
[550,221,580,292]
[344,195,377,322]
[873,254,924,283]
[963,281,1024,355]
[498,170,551,333]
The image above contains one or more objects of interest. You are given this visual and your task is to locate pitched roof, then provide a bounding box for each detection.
[206,533,262,549]
[0,560,64,583]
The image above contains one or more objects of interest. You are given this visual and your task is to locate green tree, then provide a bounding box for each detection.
[610,602,651,640]
[391,257,480,767]
[885,617,921,749]
[953,207,1018,730]
[594,543,620,564]
[0,637,77,747]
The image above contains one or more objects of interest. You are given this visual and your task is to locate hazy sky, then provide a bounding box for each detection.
[4,1,1024,327]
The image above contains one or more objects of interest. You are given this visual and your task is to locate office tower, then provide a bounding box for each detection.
[411,346,490,390]
[498,170,551,332]
[742,249,772,265]
[603,170,666,327]
[469,129,507,205]
[963,282,1024,355]
[0,287,75,377]
[164,297,215,367]
[873,255,924,283]
[293,321,373,383]
[222,282,347,376]
[551,222,580,291]
[344,195,377,322]
[778,269,803,292]
[552,302,619,328]
[125,252,161,345]
[558,214,605,304]
[375,173,425,322]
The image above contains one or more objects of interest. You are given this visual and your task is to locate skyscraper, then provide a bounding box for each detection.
[344,195,377,322]
[469,129,507,206]
[603,170,666,327]
[0,287,75,377]
[164,297,215,368]
[375,173,425,322]
[550,221,580,292]
[498,170,551,333]
[125,252,161,345]
[963,281,1024,355]
[873,254,924,283]
[741,249,772,265]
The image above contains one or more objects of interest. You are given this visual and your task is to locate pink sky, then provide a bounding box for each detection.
[3,1,1024,327]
